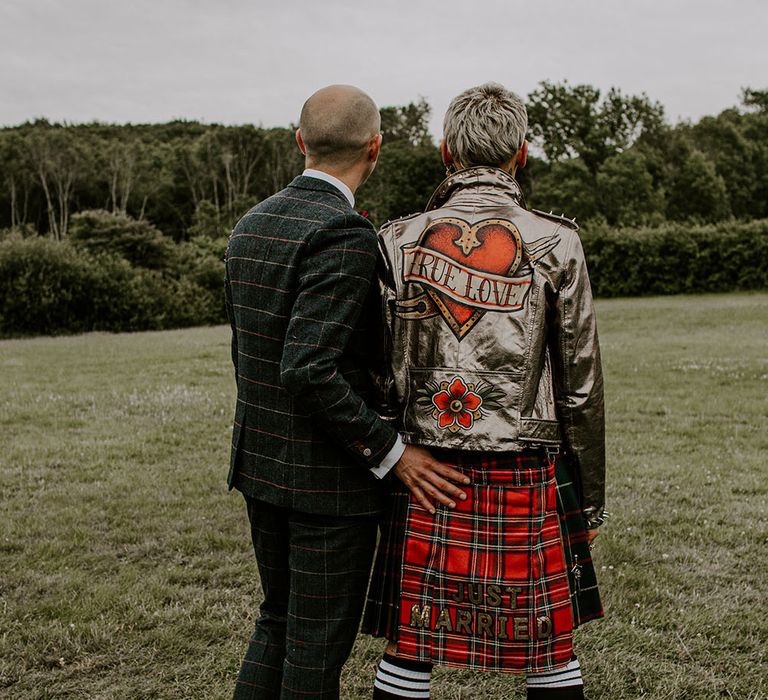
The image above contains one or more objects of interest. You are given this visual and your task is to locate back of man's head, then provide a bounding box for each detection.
[443,82,528,169]
[298,85,381,169]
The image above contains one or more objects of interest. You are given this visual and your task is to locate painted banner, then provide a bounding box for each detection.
[402,243,531,312]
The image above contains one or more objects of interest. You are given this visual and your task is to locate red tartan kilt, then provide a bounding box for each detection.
[394,450,574,673]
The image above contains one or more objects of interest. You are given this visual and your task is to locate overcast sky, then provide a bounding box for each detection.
[1,0,766,136]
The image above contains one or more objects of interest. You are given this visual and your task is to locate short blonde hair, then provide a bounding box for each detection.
[443,82,528,168]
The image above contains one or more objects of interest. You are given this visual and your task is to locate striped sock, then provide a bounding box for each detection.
[526,658,584,699]
[372,653,432,698]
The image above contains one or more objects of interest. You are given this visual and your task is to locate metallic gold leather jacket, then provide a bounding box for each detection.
[377,166,606,527]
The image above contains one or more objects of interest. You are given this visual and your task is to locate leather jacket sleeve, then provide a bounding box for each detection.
[370,232,401,424]
[548,231,606,528]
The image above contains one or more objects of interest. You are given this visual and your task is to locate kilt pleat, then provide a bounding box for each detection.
[363,488,410,639]
[364,449,589,673]
[555,454,604,627]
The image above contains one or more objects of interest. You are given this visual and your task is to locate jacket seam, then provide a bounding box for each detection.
[559,230,577,449]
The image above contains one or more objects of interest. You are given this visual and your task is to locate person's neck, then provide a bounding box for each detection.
[305,162,366,194]
[454,159,517,177]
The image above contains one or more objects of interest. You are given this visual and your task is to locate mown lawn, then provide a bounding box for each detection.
[1,292,766,699]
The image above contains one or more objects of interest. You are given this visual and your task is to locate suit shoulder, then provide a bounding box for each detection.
[529,208,580,232]
[233,189,366,237]
[307,213,378,260]
[321,210,376,235]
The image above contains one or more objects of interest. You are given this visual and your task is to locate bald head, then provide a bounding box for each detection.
[298,85,381,168]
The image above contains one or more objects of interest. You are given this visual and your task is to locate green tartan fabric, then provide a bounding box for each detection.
[554,454,604,627]
[226,175,403,699]
[225,175,398,517]
[234,496,378,699]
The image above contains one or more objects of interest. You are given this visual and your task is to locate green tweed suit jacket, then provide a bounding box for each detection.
[224,175,398,516]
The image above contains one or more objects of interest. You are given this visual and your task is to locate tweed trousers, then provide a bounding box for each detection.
[234,496,378,700]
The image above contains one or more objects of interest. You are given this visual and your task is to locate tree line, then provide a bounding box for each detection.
[523,84,768,227]
[1,82,767,241]
[1,82,767,337]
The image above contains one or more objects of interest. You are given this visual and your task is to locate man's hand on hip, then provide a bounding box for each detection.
[394,445,469,515]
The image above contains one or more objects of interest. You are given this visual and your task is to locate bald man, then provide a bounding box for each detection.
[225,85,467,700]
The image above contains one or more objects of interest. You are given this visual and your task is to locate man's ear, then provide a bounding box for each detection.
[441,140,455,169]
[517,140,528,170]
[295,128,307,156]
[368,133,383,162]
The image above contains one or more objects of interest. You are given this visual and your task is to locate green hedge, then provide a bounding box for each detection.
[2,218,767,337]
[581,219,768,297]
[69,209,177,270]
[0,234,225,337]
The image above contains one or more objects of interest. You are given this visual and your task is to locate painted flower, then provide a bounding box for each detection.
[431,376,483,432]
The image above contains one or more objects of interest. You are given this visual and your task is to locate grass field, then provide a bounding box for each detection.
[1,293,767,699]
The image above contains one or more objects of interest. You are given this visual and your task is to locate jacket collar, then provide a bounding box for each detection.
[288,175,353,209]
[301,169,355,207]
[426,166,525,211]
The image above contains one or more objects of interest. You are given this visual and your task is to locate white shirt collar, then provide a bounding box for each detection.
[302,169,355,208]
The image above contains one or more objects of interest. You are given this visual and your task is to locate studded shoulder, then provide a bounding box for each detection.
[530,208,579,231]
[380,210,424,230]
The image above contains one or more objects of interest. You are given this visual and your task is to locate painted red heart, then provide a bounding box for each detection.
[420,218,523,337]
